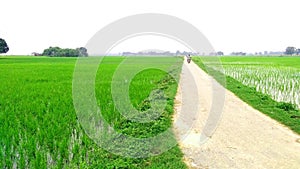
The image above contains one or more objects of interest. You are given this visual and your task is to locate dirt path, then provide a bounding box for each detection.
[173,59,300,169]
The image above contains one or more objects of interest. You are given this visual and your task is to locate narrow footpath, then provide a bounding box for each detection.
[173,59,300,169]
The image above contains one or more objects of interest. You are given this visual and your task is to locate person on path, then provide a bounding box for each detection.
[186,54,191,64]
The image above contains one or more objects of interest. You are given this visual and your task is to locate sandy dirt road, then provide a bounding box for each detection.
[173,59,300,169]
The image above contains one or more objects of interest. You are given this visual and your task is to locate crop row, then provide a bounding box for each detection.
[209,62,300,109]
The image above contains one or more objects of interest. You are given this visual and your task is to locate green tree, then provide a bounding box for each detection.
[296,49,300,55]
[217,51,224,56]
[42,47,61,56]
[76,47,88,57]
[42,46,87,57]
[285,46,296,55]
[0,38,9,54]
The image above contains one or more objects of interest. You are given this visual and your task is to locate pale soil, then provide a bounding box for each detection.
[173,59,300,169]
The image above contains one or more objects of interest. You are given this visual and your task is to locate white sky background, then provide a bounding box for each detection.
[108,35,192,55]
[1,0,299,55]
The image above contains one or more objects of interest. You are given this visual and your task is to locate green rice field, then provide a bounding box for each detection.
[0,56,187,168]
[220,57,300,108]
[194,56,300,134]
[2,55,299,168]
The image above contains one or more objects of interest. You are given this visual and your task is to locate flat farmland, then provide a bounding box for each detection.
[193,56,300,134]
[0,56,186,168]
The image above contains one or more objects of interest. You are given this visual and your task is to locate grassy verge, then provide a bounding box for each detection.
[95,56,187,168]
[193,57,300,135]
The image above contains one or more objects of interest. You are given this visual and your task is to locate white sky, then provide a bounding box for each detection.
[108,35,192,55]
[1,0,299,55]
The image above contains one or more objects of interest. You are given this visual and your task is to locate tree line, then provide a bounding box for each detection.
[0,38,9,54]
[1,37,299,57]
[1,37,88,57]
[285,47,300,55]
[42,46,88,57]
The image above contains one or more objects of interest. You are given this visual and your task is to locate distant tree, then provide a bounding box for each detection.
[296,48,300,55]
[0,38,9,54]
[285,46,296,55]
[76,47,88,57]
[42,46,88,57]
[217,51,224,56]
[43,47,61,56]
[231,52,246,56]
[32,52,42,56]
